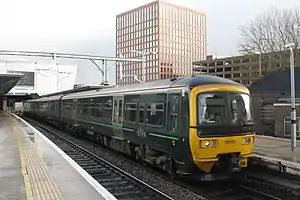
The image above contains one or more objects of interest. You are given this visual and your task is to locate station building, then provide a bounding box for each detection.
[0,73,23,112]
[0,60,77,111]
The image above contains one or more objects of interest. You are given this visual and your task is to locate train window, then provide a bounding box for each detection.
[90,103,96,117]
[76,102,82,115]
[125,103,137,123]
[146,102,164,126]
[82,103,88,115]
[53,101,57,112]
[96,103,103,118]
[103,98,112,119]
[119,100,123,123]
[113,100,117,122]
[65,103,70,110]
[169,96,180,132]
[92,103,103,118]
[139,104,145,124]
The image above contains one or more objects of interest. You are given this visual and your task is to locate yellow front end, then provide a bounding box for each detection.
[189,84,255,173]
[189,130,255,172]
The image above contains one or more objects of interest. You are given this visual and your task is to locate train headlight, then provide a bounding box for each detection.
[200,140,216,148]
[242,137,252,145]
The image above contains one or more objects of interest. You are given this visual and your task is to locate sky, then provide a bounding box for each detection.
[0,0,299,85]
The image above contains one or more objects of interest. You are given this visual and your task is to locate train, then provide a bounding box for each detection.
[23,75,256,181]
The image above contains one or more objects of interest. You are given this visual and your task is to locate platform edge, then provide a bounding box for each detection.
[253,154,300,176]
[8,116,34,200]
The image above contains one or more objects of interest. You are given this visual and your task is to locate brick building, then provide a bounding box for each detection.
[116,0,206,85]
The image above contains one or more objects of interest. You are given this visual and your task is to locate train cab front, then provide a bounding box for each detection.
[189,84,255,181]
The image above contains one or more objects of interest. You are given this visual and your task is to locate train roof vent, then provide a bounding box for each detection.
[170,77,177,82]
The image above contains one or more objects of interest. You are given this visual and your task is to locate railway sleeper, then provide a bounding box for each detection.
[83,166,107,171]
[88,169,119,176]
[113,191,145,199]
[67,154,86,158]
[70,156,93,161]
[96,176,123,183]
[72,158,97,164]
[86,170,111,177]
[100,180,128,187]
[104,185,136,192]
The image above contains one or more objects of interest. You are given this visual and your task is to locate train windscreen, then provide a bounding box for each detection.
[197,92,254,137]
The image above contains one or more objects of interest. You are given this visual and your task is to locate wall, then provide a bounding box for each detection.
[251,93,279,135]
[273,104,300,139]
[250,67,300,137]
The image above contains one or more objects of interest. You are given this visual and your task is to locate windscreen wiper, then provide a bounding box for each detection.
[240,119,254,127]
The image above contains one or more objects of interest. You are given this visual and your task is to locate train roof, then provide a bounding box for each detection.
[26,85,113,102]
[26,75,243,102]
[38,85,113,98]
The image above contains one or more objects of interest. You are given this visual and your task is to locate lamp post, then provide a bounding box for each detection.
[285,42,296,152]
[130,49,157,82]
[252,51,262,76]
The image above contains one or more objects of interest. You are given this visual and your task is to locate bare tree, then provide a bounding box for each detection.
[238,6,300,55]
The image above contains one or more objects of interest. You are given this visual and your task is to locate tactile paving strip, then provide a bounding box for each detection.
[23,142,63,200]
[11,116,63,200]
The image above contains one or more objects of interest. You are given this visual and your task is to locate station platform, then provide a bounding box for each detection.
[252,135,300,176]
[0,113,117,200]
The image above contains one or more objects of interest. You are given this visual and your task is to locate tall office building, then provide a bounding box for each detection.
[116,0,206,85]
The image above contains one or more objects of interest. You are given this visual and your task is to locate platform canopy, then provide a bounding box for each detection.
[0,73,23,96]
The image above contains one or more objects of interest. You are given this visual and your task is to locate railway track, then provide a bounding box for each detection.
[18,117,174,200]
[19,116,296,200]
[194,182,282,200]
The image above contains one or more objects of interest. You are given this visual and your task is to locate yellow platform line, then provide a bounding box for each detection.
[9,116,63,200]
[9,117,34,200]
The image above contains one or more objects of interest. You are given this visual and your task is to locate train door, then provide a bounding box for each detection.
[137,103,146,140]
[73,98,78,124]
[112,95,125,139]
[167,91,182,159]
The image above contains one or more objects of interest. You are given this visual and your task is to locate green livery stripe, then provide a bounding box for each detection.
[149,133,179,141]
[76,119,177,140]
[78,119,134,132]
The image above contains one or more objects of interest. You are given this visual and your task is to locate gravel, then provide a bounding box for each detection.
[38,123,207,200]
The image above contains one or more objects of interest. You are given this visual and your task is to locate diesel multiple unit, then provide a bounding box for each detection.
[23,75,255,180]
